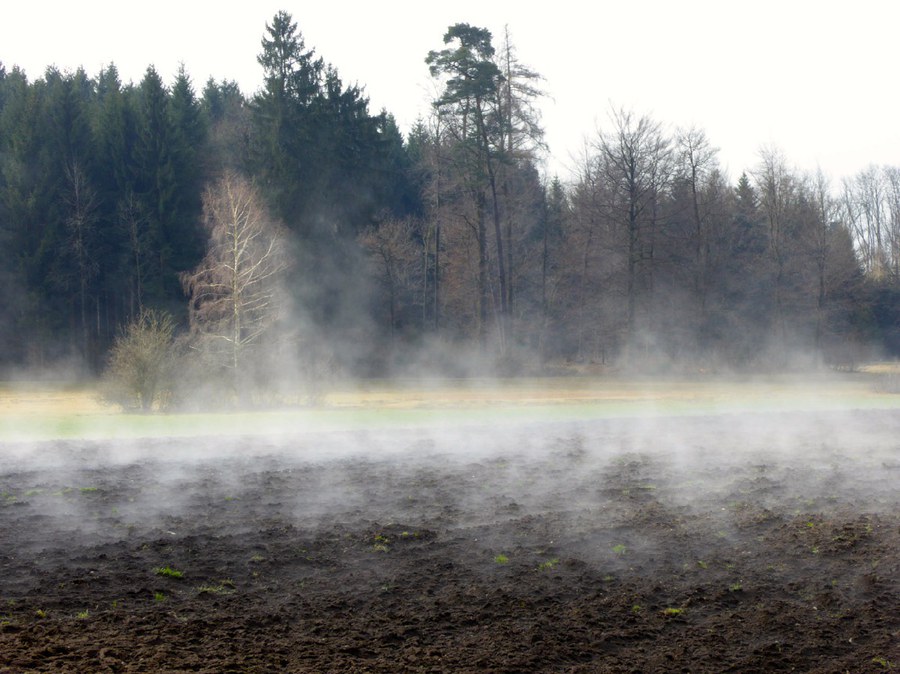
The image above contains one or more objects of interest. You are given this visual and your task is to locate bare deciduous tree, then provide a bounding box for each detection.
[359,218,422,342]
[182,172,288,401]
[753,147,798,344]
[674,127,718,325]
[596,108,672,353]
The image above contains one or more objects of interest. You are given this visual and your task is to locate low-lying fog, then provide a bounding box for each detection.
[3,408,898,563]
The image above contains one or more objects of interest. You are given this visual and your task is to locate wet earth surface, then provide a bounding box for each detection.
[1,410,898,672]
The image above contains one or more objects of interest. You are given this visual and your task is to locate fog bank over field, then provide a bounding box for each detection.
[1,376,898,670]
[0,409,896,587]
[2,368,899,555]
[3,380,899,511]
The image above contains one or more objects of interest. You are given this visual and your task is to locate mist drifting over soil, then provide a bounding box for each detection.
[1,394,898,671]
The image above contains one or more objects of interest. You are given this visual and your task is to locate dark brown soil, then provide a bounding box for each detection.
[1,410,898,672]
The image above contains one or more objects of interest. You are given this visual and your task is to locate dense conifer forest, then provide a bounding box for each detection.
[1,11,898,391]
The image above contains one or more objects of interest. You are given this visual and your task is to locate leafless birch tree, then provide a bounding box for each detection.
[182,172,288,401]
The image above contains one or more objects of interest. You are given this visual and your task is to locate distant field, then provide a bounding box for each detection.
[1,371,898,442]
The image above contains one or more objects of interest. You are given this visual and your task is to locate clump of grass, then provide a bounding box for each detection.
[154,565,184,579]
[537,558,560,572]
[494,554,509,565]
[662,607,684,617]
[76,609,89,619]
[372,533,390,553]
[153,592,165,602]
[79,487,99,494]
[872,656,894,670]
[611,544,627,555]
[631,604,642,613]
[729,582,743,592]
[34,609,47,619]
[197,581,235,595]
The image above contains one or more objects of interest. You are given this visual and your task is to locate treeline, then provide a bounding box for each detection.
[1,11,898,381]
[0,11,418,375]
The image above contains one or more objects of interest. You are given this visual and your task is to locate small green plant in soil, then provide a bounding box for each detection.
[372,534,390,552]
[697,560,708,569]
[662,607,684,617]
[611,544,627,555]
[34,609,47,619]
[631,604,642,613]
[79,487,99,493]
[537,558,559,571]
[153,592,166,602]
[494,554,509,564]
[729,582,743,592]
[872,656,894,670]
[76,610,89,619]
[154,565,184,579]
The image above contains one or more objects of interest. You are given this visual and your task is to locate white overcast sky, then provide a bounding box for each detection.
[2,0,898,184]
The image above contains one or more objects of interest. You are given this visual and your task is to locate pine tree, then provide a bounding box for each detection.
[252,10,323,229]
[132,66,202,309]
[201,78,249,172]
[168,65,206,269]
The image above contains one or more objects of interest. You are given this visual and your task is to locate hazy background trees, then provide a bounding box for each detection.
[425,23,546,364]
[0,12,898,389]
